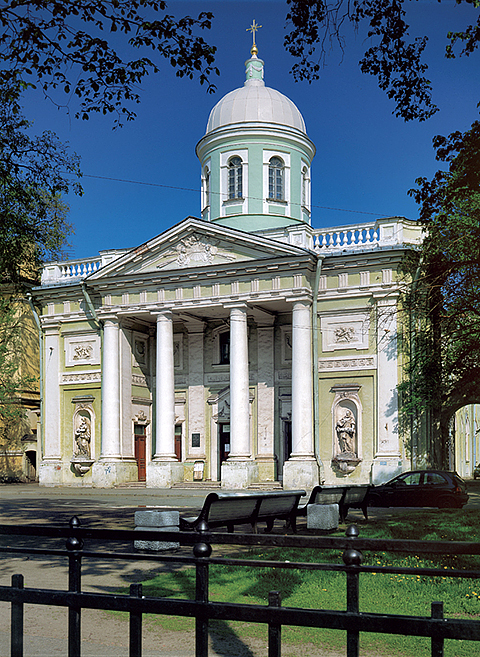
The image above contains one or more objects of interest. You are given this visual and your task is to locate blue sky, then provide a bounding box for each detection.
[21,0,480,261]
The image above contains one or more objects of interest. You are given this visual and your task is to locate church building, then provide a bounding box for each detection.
[32,42,423,489]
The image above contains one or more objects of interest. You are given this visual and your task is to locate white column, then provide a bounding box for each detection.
[229,305,250,458]
[220,304,259,488]
[101,319,121,458]
[146,311,183,487]
[283,299,318,490]
[291,300,314,457]
[154,311,176,460]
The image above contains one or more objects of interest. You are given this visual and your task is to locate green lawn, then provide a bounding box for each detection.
[135,509,480,656]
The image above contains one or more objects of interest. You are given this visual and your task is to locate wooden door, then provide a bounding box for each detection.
[219,423,231,463]
[174,424,182,462]
[284,420,292,461]
[134,425,147,482]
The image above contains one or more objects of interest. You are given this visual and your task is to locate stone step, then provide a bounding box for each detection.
[115,481,146,489]
[171,481,221,488]
[247,482,283,490]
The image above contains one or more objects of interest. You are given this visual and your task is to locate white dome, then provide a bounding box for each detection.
[205,55,306,134]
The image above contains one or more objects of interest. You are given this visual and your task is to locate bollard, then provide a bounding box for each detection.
[11,574,24,657]
[66,516,84,657]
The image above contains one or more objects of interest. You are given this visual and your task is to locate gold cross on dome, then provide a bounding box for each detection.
[246,19,262,47]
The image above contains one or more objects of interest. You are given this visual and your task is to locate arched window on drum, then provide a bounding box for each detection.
[268,156,284,201]
[228,157,243,199]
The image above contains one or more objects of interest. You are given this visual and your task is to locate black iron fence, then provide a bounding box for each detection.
[0,518,480,657]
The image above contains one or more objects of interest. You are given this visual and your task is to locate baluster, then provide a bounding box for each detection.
[194,519,212,657]
[268,590,281,657]
[130,583,143,657]
[431,601,444,657]
[343,524,362,657]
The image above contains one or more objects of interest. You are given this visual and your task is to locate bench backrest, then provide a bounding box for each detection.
[343,485,370,504]
[309,485,347,505]
[201,493,261,523]
[257,492,304,517]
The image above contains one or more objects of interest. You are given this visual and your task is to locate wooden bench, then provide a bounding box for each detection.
[342,484,371,521]
[179,490,306,534]
[298,484,371,522]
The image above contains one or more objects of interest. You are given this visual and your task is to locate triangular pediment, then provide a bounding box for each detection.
[87,217,310,281]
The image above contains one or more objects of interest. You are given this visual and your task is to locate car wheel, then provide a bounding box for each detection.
[367,495,382,507]
[438,497,457,509]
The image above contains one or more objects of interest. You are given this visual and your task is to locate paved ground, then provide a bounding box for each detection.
[0,481,478,656]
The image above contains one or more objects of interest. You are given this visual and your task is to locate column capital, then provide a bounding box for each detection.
[288,297,312,309]
[153,309,174,321]
[223,301,248,311]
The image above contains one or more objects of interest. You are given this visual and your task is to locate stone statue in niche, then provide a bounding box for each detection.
[336,409,356,455]
[74,415,91,458]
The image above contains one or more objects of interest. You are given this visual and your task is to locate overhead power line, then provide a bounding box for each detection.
[79,172,396,218]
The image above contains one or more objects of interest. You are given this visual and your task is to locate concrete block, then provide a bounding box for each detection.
[134,510,180,551]
[307,503,339,530]
[135,510,179,527]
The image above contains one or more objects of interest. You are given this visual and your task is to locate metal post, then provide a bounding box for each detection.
[11,574,24,657]
[129,583,143,657]
[193,520,212,657]
[431,601,444,657]
[66,516,83,657]
[342,525,362,657]
[268,590,281,657]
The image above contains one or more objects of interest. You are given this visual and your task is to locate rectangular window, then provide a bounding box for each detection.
[219,331,230,364]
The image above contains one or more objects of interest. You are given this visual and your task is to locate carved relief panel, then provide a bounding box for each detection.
[64,334,101,367]
[321,313,370,352]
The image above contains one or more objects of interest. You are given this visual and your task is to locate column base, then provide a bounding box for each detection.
[255,456,277,483]
[92,460,138,488]
[38,460,64,486]
[146,461,184,488]
[221,460,259,489]
[283,458,319,491]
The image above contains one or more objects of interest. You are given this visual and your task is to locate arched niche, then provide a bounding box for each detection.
[330,384,362,474]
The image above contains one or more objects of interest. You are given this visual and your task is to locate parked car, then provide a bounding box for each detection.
[367,470,469,509]
[474,464,480,480]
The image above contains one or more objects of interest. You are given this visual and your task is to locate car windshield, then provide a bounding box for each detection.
[394,472,421,486]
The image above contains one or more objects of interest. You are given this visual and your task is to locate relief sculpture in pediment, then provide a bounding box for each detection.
[157,234,237,269]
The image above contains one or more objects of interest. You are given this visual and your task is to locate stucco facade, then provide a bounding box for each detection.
[32,45,424,488]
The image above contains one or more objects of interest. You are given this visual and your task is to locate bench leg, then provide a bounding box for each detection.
[264,519,274,533]
[289,514,297,534]
[227,522,234,533]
